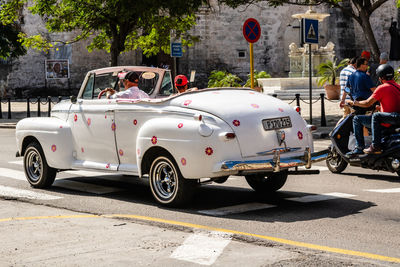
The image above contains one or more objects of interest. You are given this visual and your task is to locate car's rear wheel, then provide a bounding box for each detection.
[149,155,196,207]
[326,147,348,173]
[24,142,56,188]
[245,170,288,193]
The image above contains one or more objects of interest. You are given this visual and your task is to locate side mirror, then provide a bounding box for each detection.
[70,95,77,104]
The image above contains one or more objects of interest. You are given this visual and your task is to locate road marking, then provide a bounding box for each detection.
[1,166,121,195]
[286,192,356,203]
[8,160,23,165]
[0,185,62,200]
[53,180,122,195]
[9,161,115,178]
[0,213,399,264]
[296,166,329,172]
[170,231,232,265]
[0,167,26,181]
[365,188,400,193]
[198,202,276,216]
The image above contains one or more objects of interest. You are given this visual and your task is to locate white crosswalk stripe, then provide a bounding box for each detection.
[2,165,122,195]
[198,202,276,216]
[0,167,26,181]
[286,192,356,203]
[365,188,400,193]
[171,231,232,265]
[0,185,62,200]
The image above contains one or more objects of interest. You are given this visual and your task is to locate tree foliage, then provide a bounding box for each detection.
[222,0,400,62]
[208,70,243,87]
[1,0,207,66]
[0,0,26,60]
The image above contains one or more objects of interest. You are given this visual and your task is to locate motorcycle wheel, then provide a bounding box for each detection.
[326,147,348,173]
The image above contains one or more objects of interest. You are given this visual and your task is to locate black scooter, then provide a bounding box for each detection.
[326,113,400,176]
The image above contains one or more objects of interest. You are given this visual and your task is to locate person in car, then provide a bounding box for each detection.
[174,74,198,94]
[347,64,400,155]
[102,71,149,99]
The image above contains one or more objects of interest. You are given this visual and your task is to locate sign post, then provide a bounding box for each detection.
[243,18,261,89]
[302,18,319,124]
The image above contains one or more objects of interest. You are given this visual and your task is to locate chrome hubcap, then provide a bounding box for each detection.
[153,161,176,199]
[26,149,42,182]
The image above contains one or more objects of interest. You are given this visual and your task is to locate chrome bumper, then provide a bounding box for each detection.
[221,148,329,173]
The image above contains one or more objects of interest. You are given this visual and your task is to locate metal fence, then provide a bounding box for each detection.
[0,94,338,127]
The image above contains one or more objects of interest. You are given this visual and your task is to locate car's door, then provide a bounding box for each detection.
[69,72,120,170]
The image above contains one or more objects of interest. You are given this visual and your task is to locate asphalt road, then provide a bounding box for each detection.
[0,128,399,266]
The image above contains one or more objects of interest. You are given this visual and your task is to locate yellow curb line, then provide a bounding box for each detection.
[1,213,400,264]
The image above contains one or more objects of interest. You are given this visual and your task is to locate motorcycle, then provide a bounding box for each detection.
[326,112,400,176]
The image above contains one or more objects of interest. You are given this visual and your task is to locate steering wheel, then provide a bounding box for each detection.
[98,89,108,99]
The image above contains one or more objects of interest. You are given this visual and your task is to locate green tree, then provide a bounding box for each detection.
[0,1,26,60]
[222,0,400,62]
[1,0,206,66]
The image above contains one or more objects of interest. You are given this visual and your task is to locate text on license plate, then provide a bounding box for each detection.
[262,116,292,131]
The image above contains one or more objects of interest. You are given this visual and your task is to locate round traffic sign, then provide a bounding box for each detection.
[243,18,261,43]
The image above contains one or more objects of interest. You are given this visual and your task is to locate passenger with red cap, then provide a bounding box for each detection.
[174,74,197,93]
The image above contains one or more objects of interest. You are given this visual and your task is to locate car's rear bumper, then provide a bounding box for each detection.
[221,148,328,174]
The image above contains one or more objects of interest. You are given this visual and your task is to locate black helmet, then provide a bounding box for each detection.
[376,64,394,80]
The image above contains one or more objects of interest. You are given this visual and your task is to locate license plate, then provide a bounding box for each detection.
[262,116,292,131]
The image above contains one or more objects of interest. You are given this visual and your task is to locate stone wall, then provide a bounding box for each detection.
[180,1,398,88]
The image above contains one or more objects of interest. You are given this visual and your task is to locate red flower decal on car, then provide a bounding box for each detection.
[278,108,284,112]
[181,158,187,166]
[105,115,107,119]
[205,147,213,156]
[111,122,116,131]
[87,118,91,126]
[183,100,192,106]
[298,131,303,140]
[151,136,157,144]
[106,163,110,169]
[178,123,183,128]
[133,119,137,125]
[251,104,259,109]
[119,149,124,156]
[59,125,63,129]
[232,120,240,127]
[81,147,84,153]
[51,145,56,152]
[74,114,77,122]
[137,148,141,156]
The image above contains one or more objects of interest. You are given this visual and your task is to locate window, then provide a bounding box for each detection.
[238,50,246,58]
[82,74,94,99]
[159,71,175,96]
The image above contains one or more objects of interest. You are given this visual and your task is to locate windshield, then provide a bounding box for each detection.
[81,70,160,99]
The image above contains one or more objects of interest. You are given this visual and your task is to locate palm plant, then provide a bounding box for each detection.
[316,58,349,87]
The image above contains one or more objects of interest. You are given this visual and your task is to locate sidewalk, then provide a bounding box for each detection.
[0,98,341,138]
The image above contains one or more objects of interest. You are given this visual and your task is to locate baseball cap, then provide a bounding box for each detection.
[361,50,371,60]
[124,71,139,83]
[174,75,188,87]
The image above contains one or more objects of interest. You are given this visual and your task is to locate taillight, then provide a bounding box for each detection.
[294,106,301,114]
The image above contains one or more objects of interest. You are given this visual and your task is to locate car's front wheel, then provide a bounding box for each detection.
[245,170,288,193]
[149,155,196,207]
[24,142,56,188]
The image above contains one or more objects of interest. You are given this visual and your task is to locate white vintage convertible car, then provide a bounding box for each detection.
[16,66,327,206]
